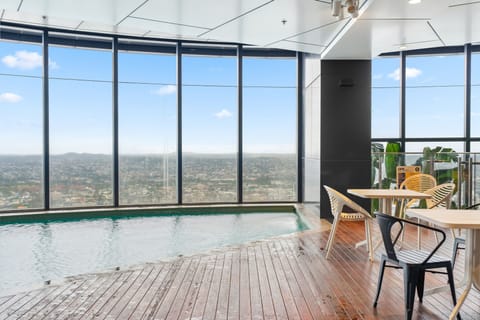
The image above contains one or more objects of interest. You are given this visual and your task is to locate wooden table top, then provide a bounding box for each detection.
[407,208,480,229]
[347,188,432,199]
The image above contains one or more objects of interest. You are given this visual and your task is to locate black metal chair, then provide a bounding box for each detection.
[373,213,460,320]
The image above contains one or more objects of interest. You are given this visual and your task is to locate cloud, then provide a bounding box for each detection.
[214,109,232,119]
[155,85,176,96]
[2,51,43,70]
[372,74,383,80]
[49,60,59,69]
[0,92,23,103]
[388,67,422,81]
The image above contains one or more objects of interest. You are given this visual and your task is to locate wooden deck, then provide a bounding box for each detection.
[1,216,480,319]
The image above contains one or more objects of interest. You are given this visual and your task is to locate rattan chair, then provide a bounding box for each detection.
[398,173,437,218]
[415,183,456,247]
[323,185,374,261]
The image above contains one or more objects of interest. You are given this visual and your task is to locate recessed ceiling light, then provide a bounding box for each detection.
[399,45,408,50]
[408,0,422,4]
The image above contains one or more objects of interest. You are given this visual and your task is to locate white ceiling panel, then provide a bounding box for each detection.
[431,2,480,45]
[1,10,81,29]
[76,21,148,38]
[286,20,348,49]
[120,16,209,39]
[129,0,271,30]
[199,0,338,47]
[360,0,443,20]
[268,40,325,55]
[323,19,442,59]
[18,0,146,26]
[0,0,22,11]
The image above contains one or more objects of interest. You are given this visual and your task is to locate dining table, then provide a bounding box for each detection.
[347,188,432,215]
[406,208,480,320]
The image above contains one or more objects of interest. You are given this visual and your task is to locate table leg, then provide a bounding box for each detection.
[449,229,476,320]
[381,198,392,215]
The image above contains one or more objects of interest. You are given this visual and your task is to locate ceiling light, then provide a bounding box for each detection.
[408,0,422,4]
[331,0,342,17]
[331,0,359,20]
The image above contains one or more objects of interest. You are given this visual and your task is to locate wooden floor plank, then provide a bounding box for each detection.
[202,253,225,320]
[238,247,251,320]
[260,243,289,320]
[215,251,232,320]
[139,260,183,320]
[189,255,217,320]
[246,246,263,320]
[150,258,193,319]
[253,245,275,320]
[266,241,301,320]
[76,270,135,319]
[102,266,155,320]
[163,257,201,320]
[115,264,165,320]
[174,256,209,320]
[65,270,125,319]
[227,250,240,320]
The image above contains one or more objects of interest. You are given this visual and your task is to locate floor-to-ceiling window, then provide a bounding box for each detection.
[182,45,238,203]
[243,56,297,202]
[0,25,299,213]
[49,36,113,208]
[118,42,177,205]
[0,31,43,210]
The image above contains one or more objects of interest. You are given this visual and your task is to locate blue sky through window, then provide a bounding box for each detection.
[0,41,296,155]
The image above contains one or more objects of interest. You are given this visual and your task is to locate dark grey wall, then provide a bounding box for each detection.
[320,60,372,218]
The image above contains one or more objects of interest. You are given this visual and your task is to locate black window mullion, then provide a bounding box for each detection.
[43,30,50,210]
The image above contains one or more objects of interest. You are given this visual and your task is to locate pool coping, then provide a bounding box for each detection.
[0,203,308,224]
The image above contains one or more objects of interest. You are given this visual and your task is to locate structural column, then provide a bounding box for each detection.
[320,60,372,218]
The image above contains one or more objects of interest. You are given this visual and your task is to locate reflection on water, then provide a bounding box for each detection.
[0,212,307,295]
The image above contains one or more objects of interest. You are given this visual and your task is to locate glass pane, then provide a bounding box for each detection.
[0,40,43,210]
[405,87,463,137]
[406,54,464,86]
[49,45,113,208]
[372,88,400,138]
[371,55,400,139]
[118,51,177,205]
[471,53,480,137]
[182,55,237,203]
[243,57,297,202]
[406,54,464,138]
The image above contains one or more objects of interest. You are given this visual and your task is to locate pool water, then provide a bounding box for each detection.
[0,211,307,296]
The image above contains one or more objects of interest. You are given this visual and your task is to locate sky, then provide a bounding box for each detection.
[0,40,297,155]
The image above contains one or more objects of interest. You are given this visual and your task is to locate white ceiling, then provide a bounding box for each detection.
[1,0,480,59]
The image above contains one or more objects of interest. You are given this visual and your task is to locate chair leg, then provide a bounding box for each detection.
[446,264,461,320]
[404,267,418,320]
[373,257,386,308]
[451,238,462,269]
[365,219,374,261]
[417,269,425,303]
[325,217,341,260]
